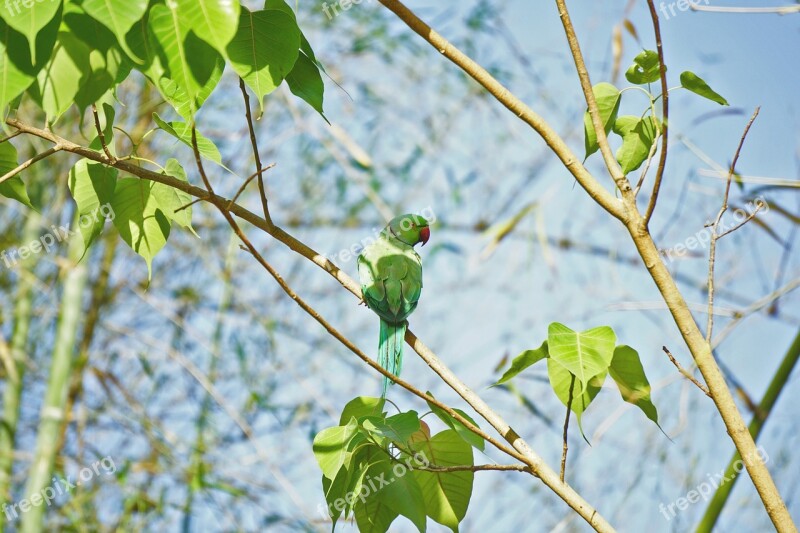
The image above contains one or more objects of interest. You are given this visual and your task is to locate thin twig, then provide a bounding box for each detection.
[0,130,22,144]
[663,346,711,397]
[643,0,670,226]
[91,103,116,163]
[0,146,61,186]
[560,374,575,482]
[239,78,272,224]
[706,108,760,342]
[227,163,276,211]
[174,197,204,214]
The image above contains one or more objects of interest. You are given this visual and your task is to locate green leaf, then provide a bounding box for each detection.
[355,453,427,532]
[583,82,621,159]
[352,446,400,533]
[0,0,61,63]
[62,7,132,111]
[612,115,658,175]
[152,112,222,164]
[312,418,359,480]
[81,0,148,63]
[33,31,90,121]
[148,3,224,120]
[176,0,239,57]
[0,9,59,110]
[68,158,117,253]
[425,393,484,451]
[226,5,300,108]
[680,71,729,106]
[111,177,171,279]
[0,142,33,208]
[286,38,325,118]
[494,340,549,386]
[362,411,420,445]
[410,430,473,532]
[152,159,197,236]
[625,49,662,85]
[547,358,607,438]
[339,396,386,426]
[609,345,660,425]
[547,323,615,395]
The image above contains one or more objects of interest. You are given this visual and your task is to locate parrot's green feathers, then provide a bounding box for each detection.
[358,213,428,396]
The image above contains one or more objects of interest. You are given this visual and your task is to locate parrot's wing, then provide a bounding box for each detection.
[359,238,423,322]
[400,250,423,305]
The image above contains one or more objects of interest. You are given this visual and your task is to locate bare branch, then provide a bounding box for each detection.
[706,108,760,342]
[239,78,272,225]
[663,346,711,397]
[560,374,575,482]
[690,3,800,15]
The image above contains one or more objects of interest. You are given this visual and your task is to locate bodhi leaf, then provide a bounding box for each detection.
[362,411,420,446]
[111,178,171,279]
[226,5,300,109]
[81,0,148,63]
[312,418,359,480]
[609,345,660,426]
[0,10,59,110]
[352,446,401,533]
[152,159,197,236]
[612,115,659,175]
[426,393,485,451]
[625,49,662,85]
[148,3,224,120]
[339,396,386,425]
[680,71,729,106]
[583,82,621,159]
[175,0,240,57]
[356,453,427,533]
[152,113,222,164]
[410,430,474,532]
[0,142,34,209]
[0,0,61,63]
[493,340,549,386]
[547,358,607,439]
[547,323,615,396]
[68,158,117,254]
[33,31,91,121]
[62,7,132,111]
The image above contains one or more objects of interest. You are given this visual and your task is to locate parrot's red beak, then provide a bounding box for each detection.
[419,226,430,246]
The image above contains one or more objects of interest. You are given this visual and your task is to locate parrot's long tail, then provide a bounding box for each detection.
[378,319,406,397]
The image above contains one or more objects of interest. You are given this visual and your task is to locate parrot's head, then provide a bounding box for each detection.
[387,213,431,247]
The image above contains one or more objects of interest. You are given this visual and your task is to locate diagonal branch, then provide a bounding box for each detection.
[376,0,626,222]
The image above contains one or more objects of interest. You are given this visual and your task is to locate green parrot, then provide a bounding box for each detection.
[358,214,430,396]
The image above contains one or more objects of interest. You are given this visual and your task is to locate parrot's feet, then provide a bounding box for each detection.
[358,298,368,307]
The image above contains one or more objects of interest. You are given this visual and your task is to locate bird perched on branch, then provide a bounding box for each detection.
[358,213,430,396]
